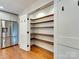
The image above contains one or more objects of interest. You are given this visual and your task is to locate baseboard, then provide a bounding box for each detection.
[1,44,18,49]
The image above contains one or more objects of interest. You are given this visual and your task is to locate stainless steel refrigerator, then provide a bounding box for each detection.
[0,20,18,48]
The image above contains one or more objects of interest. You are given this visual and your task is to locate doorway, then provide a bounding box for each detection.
[0,20,18,49]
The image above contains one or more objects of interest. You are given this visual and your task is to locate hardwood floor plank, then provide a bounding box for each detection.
[0,45,54,59]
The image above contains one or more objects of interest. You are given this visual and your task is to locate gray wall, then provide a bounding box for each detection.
[55,0,79,58]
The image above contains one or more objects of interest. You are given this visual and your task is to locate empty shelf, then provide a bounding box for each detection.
[31,38,54,45]
[31,20,54,24]
[31,33,53,37]
[31,26,54,28]
[31,14,54,20]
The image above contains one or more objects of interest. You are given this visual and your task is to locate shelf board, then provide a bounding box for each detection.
[31,26,54,28]
[31,33,53,37]
[31,20,54,24]
[31,38,54,45]
[31,14,54,20]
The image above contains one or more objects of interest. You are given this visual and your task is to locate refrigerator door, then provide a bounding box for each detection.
[11,22,18,45]
[2,21,11,48]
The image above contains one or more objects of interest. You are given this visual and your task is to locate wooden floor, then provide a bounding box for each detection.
[0,45,54,59]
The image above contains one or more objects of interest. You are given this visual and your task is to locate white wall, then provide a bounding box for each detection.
[56,0,79,49]
[0,11,18,21]
[55,0,79,58]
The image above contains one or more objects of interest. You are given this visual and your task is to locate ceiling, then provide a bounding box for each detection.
[0,0,37,14]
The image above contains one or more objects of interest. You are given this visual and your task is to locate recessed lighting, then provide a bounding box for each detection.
[0,6,4,9]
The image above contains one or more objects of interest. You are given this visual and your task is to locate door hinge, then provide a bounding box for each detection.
[27,45,29,47]
[62,6,64,11]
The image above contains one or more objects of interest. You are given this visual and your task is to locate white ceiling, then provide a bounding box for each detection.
[0,0,37,14]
